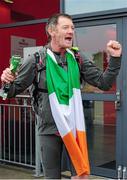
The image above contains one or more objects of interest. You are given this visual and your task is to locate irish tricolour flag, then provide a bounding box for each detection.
[46,48,90,176]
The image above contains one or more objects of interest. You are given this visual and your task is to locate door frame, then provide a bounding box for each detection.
[121,17,127,175]
[71,10,126,178]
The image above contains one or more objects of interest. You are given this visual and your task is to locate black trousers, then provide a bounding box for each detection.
[39,134,76,179]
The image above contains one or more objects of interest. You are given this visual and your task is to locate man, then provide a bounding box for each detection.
[1,13,122,179]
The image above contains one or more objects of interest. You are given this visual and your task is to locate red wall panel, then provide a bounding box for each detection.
[0,0,60,24]
[0,23,48,96]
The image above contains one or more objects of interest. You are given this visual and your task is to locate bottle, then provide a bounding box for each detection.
[10,55,21,74]
[0,55,21,100]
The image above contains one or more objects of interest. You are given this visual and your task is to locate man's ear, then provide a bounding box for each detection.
[48,27,55,37]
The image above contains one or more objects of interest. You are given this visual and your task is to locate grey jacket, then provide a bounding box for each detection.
[7,47,121,135]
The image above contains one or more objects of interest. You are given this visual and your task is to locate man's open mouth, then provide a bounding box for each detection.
[65,37,72,42]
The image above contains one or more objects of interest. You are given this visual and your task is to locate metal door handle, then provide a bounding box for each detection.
[115,90,121,111]
[123,166,127,180]
[118,165,122,179]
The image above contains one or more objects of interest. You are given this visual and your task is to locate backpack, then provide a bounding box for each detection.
[29,46,83,112]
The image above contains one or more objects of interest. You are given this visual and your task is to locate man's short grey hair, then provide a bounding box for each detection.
[45,13,72,42]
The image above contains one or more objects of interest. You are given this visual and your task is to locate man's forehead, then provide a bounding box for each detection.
[57,16,73,25]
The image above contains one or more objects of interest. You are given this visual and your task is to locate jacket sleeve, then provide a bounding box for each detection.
[7,54,36,98]
[80,53,121,91]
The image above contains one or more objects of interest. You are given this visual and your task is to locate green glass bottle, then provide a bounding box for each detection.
[0,55,21,100]
[10,55,21,74]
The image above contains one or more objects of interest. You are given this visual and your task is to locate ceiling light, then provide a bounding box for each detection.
[4,0,14,3]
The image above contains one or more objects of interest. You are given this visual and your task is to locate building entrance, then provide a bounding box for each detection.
[73,16,124,178]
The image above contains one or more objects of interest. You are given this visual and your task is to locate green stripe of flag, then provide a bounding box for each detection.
[46,51,80,105]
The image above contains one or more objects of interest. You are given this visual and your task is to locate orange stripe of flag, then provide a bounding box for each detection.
[76,130,90,173]
[63,131,90,176]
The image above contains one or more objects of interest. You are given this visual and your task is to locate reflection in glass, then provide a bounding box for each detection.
[83,101,116,169]
[74,24,116,93]
[65,0,127,15]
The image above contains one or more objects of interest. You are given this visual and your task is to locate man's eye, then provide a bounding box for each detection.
[63,26,68,29]
[63,26,75,30]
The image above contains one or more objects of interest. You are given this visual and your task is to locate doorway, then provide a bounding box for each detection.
[73,16,124,178]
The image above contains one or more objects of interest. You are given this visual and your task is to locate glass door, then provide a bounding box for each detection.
[121,17,127,180]
[73,19,123,178]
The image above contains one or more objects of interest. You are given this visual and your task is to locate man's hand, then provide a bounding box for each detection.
[107,40,122,57]
[1,68,16,83]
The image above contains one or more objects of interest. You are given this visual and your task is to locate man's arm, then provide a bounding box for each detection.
[80,40,122,90]
[1,55,36,98]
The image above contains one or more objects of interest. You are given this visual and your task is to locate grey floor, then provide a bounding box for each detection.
[0,163,107,179]
[0,164,36,179]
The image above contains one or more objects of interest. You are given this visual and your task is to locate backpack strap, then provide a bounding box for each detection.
[71,46,83,70]
[71,47,83,84]
[33,47,47,93]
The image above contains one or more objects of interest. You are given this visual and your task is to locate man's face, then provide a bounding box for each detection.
[51,16,75,50]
